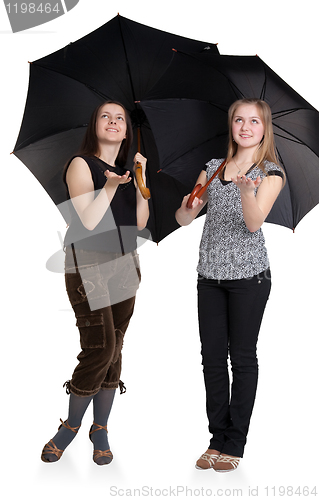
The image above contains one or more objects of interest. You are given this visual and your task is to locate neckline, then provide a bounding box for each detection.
[221,162,257,183]
[94,156,117,170]
[94,157,121,177]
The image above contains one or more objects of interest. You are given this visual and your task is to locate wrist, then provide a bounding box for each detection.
[240,189,255,200]
[104,178,118,191]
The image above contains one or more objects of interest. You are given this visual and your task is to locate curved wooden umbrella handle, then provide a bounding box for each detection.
[186,160,226,209]
[135,163,151,200]
[136,127,151,200]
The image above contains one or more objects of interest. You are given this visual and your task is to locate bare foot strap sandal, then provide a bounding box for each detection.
[195,451,220,470]
[213,454,240,472]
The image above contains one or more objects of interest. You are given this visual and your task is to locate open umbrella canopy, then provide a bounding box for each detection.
[140,51,319,230]
[13,15,219,243]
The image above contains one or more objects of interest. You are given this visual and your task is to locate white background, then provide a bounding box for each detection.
[1,1,318,498]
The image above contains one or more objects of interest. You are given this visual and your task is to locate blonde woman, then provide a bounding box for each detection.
[176,98,284,472]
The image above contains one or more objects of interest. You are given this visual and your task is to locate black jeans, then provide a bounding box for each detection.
[197,269,271,457]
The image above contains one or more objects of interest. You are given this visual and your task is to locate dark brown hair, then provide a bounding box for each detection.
[79,100,133,166]
[63,101,133,188]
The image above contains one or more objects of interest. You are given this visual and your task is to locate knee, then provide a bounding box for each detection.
[230,349,258,373]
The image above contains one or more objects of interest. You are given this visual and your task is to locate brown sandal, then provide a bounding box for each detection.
[89,422,113,465]
[213,454,240,473]
[195,450,220,470]
[41,419,80,463]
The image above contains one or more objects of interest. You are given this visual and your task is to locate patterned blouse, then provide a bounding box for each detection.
[197,158,283,280]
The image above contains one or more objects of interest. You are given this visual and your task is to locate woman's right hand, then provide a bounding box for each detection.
[176,192,205,226]
[104,169,132,187]
[181,193,203,211]
[175,170,208,226]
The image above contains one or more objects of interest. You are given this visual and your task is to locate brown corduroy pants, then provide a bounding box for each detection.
[64,246,140,397]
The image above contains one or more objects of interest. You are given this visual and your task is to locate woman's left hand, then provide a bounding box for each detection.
[232,174,262,193]
[134,152,147,173]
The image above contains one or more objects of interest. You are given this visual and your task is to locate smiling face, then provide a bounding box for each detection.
[95,102,127,145]
[231,103,265,152]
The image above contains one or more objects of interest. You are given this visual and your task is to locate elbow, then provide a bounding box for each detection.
[83,224,96,231]
[247,226,260,233]
[137,216,149,231]
[137,208,150,231]
[246,220,264,233]
[78,210,100,231]
[244,211,266,233]
[81,218,98,231]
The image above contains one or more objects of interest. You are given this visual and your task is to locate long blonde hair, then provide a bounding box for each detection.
[221,98,285,182]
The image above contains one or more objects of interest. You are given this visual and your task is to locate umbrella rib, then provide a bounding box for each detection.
[15,124,89,150]
[273,122,316,153]
[273,109,319,157]
[272,108,313,118]
[33,60,117,102]
[117,15,138,107]
[162,132,228,168]
[273,131,304,145]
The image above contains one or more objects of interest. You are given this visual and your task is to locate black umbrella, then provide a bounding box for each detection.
[13,15,219,243]
[140,51,319,230]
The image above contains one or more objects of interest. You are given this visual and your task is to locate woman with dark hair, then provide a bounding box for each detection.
[41,101,149,465]
[176,98,284,472]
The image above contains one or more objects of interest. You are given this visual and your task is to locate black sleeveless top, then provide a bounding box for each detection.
[63,155,137,254]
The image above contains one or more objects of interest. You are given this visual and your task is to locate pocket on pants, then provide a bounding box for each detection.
[118,253,141,291]
[76,313,106,348]
[65,272,92,306]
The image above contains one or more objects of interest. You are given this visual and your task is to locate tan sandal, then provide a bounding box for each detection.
[41,439,64,462]
[195,449,220,470]
[89,422,113,465]
[41,419,80,463]
[213,454,240,472]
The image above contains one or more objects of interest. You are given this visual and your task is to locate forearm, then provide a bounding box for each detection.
[133,153,149,229]
[240,192,265,232]
[175,206,196,226]
[136,189,150,229]
[81,182,117,230]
